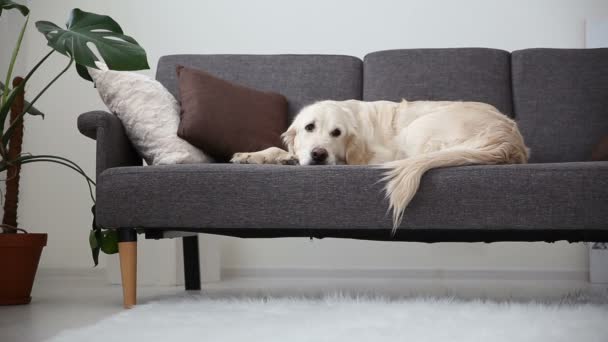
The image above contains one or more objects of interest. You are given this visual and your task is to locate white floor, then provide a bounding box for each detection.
[2,268,606,342]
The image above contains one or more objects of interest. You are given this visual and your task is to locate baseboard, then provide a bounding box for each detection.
[589,244,608,284]
[222,267,588,281]
[37,267,589,283]
[38,267,106,279]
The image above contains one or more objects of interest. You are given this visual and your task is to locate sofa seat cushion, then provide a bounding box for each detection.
[96,162,608,231]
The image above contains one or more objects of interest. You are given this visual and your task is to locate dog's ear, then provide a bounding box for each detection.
[345,133,370,165]
[281,125,297,153]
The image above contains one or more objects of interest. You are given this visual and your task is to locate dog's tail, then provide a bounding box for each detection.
[381,127,528,234]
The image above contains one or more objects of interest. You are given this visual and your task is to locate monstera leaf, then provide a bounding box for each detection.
[35,8,149,81]
[0,0,29,16]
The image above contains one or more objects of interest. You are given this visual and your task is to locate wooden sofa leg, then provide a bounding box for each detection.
[118,228,137,309]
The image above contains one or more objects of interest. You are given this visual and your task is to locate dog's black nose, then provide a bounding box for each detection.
[311,147,328,163]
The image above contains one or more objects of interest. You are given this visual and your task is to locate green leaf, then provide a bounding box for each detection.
[90,229,102,267]
[91,246,100,267]
[0,0,29,16]
[89,229,98,249]
[75,62,93,82]
[35,8,149,81]
[0,81,26,125]
[24,101,44,117]
[100,230,118,254]
[89,206,100,266]
[0,49,53,141]
[2,14,28,107]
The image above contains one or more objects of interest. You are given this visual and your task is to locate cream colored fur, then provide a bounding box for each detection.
[231,100,529,232]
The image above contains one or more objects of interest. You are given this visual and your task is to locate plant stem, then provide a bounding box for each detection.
[14,154,95,185]
[2,154,96,203]
[2,76,26,229]
[19,158,96,203]
[3,56,73,147]
[1,81,46,117]
[1,15,28,107]
[0,49,54,135]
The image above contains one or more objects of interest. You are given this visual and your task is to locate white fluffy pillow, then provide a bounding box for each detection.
[88,64,211,165]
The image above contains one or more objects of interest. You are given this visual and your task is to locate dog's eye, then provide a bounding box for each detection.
[330,129,341,137]
[305,123,315,132]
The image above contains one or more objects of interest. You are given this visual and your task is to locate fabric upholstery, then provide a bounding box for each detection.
[512,48,608,163]
[157,54,363,121]
[79,50,608,243]
[176,65,288,161]
[363,48,513,116]
[77,111,142,177]
[96,162,608,231]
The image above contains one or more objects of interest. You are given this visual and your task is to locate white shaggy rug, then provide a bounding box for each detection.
[47,294,608,342]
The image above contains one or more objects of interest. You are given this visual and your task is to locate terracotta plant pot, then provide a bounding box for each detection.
[0,233,47,305]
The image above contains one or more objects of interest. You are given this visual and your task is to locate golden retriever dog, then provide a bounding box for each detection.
[231,100,529,232]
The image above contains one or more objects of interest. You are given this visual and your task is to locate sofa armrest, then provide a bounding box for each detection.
[78,111,142,177]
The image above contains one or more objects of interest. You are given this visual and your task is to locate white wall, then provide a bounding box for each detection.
[3,0,607,276]
[0,9,27,83]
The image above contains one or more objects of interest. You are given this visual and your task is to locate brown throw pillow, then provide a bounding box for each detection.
[176,65,288,162]
[592,136,608,161]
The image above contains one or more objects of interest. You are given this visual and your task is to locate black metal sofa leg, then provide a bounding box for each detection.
[183,235,201,290]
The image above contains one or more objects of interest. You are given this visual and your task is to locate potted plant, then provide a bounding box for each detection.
[0,0,149,305]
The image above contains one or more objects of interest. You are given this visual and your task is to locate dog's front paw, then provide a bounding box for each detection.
[231,152,265,164]
[278,155,299,165]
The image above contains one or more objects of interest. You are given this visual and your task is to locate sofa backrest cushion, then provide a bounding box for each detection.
[363,48,513,116]
[512,48,608,163]
[157,54,362,122]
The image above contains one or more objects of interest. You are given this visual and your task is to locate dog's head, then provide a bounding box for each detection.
[281,101,369,165]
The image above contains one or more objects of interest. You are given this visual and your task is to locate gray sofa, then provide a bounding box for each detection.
[77,48,608,307]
